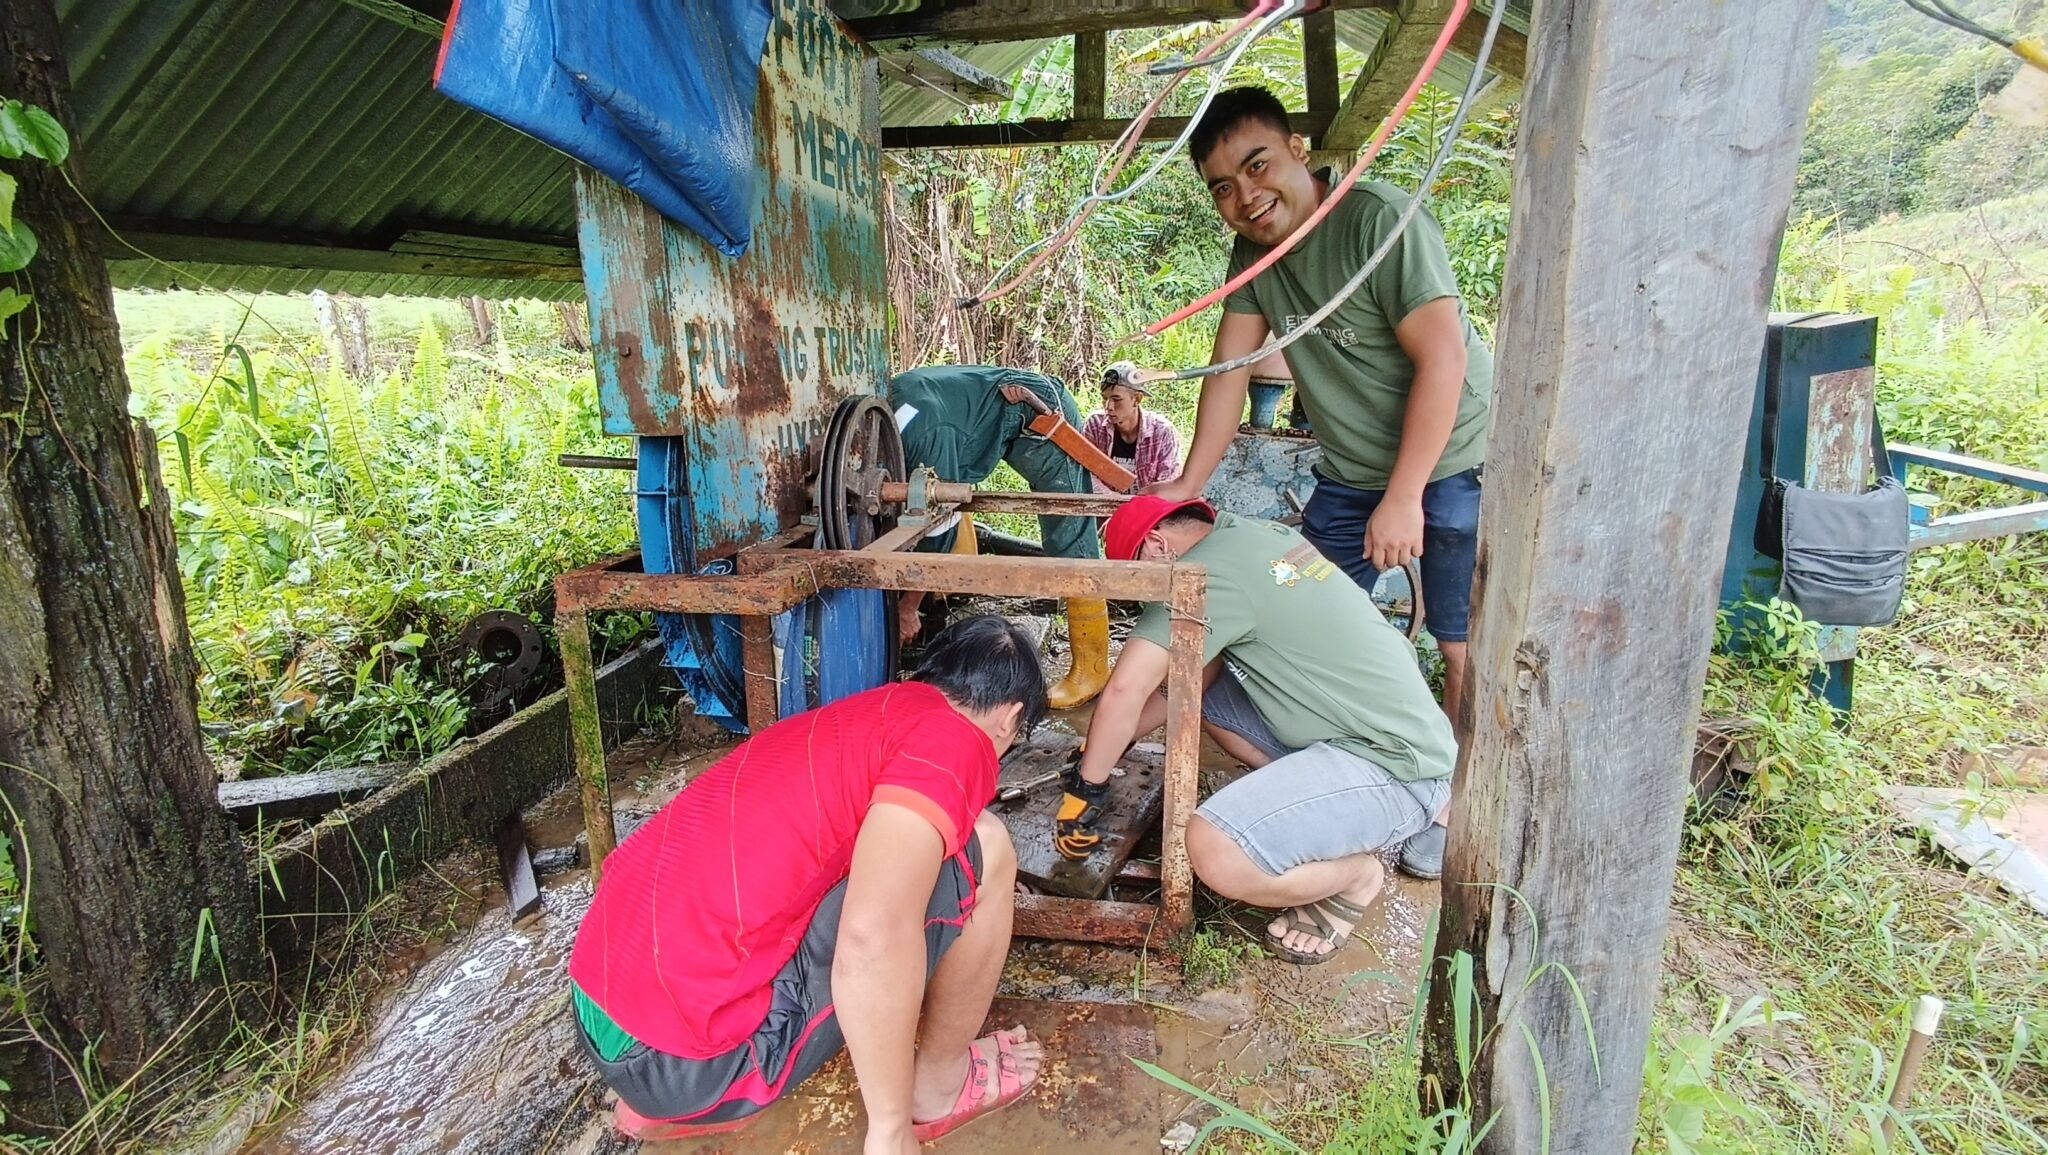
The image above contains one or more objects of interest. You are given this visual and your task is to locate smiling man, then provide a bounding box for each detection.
[1146,90,1493,858]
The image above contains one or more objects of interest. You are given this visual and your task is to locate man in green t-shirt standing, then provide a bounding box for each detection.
[1145,87,1493,750]
[1059,497,1455,964]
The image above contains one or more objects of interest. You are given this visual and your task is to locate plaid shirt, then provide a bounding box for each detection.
[1082,410,1180,493]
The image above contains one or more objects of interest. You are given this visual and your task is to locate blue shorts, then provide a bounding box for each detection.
[1300,467,1482,643]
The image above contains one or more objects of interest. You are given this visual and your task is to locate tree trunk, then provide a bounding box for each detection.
[465,295,495,346]
[555,300,590,351]
[0,0,261,1075]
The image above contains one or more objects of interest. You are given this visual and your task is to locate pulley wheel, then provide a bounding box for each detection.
[816,396,906,550]
[458,609,544,710]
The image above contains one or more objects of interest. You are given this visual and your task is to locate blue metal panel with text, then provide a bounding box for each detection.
[575,0,890,728]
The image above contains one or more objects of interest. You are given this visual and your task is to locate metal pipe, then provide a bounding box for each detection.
[1881,996,1945,1145]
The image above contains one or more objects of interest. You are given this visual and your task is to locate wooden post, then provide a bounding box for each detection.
[1159,566,1206,935]
[1073,31,1106,121]
[1423,1,1827,1148]
[557,606,616,878]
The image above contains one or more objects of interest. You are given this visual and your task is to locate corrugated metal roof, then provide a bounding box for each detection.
[59,2,1522,302]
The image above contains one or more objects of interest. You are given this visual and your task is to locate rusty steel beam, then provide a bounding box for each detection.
[1013,894,1162,947]
[960,492,1131,517]
[556,563,822,615]
[798,550,1183,601]
[1159,567,1206,935]
[741,616,779,733]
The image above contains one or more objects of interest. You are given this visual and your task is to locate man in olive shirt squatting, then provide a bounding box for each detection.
[1060,497,1456,963]
[1144,87,1493,875]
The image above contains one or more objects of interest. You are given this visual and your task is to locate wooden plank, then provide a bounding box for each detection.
[104,220,582,282]
[878,47,1015,105]
[1073,31,1107,121]
[1013,894,1161,946]
[1002,734,1165,899]
[1303,10,1342,123]
[958,492,1129,517]
[218,763,408,830]
[556,607,616,881]
[1422,0,1827,1147]
[847,0,1394,48]
[1321,0,1440,156]
[885,110,1334,151]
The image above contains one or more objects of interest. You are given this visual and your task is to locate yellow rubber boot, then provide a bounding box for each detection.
[1047,598,1110,709]
[949,513,978,555]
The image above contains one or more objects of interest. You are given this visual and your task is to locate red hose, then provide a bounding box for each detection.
[1142,0,1471,336]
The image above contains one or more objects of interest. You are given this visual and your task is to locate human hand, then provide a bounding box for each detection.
[1140,475,1199,502]
[998,384,1038,407]
[1364,494,1425,572]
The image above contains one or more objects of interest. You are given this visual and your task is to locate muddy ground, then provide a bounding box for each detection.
[227,703,1439,1155]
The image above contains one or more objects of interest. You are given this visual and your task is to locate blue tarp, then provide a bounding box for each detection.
[434,0,773,256]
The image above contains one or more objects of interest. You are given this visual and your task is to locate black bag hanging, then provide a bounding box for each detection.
[1751,396,1909,627]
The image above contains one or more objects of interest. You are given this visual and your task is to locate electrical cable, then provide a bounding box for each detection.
[1143,0,1472,337]
[1123,0,1509,386]
[1900,0,2013,47]
[960,0,1301,310]
[963,1,1290,308]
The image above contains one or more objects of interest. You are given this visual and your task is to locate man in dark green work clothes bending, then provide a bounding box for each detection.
[887,366,1109,709]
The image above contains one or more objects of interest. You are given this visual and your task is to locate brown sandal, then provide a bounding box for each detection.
[1265,893,1369,965]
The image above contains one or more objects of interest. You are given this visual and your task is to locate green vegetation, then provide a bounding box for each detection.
[122,297,641,777]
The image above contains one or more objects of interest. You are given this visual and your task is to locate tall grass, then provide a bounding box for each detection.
[122,296,642,777]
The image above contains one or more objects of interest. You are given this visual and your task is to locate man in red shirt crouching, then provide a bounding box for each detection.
[567,616,1047,1151]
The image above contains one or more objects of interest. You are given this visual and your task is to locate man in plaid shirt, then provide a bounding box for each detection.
[1081,378,1180,493]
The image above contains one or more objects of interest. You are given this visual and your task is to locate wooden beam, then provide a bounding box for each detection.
[1421,1,1827,1148]
[1073,31,1107,120]
[336,0,444,35]
[884,109,1334,150]
[1323,0,1438,155]
[846,0,1394,49]
[1303,10,1342,120]
[878,46,1015,104]
[101,219,581,281]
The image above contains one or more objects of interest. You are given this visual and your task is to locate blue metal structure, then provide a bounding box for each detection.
[1722,312,2048,711]
[578,0,895,730]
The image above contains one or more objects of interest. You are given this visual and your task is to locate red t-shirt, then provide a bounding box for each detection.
[566,682,997,1059]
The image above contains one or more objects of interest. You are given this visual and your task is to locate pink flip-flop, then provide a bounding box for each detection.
[613,1099,754,1141]
[911,1025,1039,1143]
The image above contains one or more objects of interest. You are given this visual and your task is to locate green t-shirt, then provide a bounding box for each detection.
[1130,513,1454,782]
[1224,178,1493,490]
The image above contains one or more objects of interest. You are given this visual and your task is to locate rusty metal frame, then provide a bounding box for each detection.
[554,510,1205,946]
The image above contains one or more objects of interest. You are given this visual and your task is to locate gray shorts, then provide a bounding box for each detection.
[1195,669,1449,877]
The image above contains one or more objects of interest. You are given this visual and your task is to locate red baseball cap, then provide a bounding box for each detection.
[1103,495,1216,561]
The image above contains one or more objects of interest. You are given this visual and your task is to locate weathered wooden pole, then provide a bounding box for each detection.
[1,0,260,1072]
[1424,1,1827,1148]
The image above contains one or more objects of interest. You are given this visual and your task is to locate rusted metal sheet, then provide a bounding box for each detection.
[1806,366,1875,494]
[577,0,887,560]
[1002,735,1165,899]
